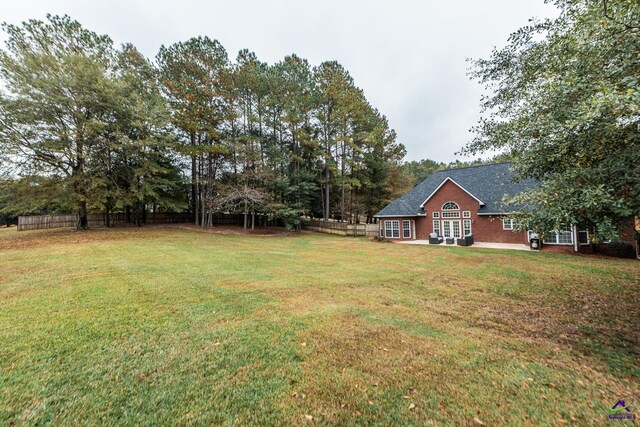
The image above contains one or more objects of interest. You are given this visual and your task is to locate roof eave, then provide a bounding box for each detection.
[476,212,516,216]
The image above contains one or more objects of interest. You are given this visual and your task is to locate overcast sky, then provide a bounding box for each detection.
[2,0,557,162]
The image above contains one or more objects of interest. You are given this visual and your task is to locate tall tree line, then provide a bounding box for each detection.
[0,15,405,229]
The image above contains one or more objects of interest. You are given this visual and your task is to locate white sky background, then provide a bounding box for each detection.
[1,0,558,162]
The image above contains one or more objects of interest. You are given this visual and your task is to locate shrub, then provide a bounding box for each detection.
[602,241,637,259]
[274,208,308,230]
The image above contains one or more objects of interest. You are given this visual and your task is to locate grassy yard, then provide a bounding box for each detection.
[0,226,638,425]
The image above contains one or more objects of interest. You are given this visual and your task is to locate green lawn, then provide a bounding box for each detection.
[0,227,638,425]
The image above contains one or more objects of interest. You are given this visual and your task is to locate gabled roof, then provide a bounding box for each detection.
[419,177,485,207]
[375,162,537,217]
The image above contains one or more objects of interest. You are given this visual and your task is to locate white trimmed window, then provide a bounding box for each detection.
[463,211,471,218]
[384,220,400,238]
[558,231,573,244]
[441,211,460,218]
[402,220,411,238]
[502,218,513,230]
[442,201,459,210]
[544,227,573,245]
[463,219,472,236]
[433,212,439,218]
[578,230,589,244]
[433,220,440,236]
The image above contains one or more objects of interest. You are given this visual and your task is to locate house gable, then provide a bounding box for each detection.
[420,179,483,216]
[419,177,485,208]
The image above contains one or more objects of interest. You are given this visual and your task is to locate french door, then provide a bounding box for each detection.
[442,220,461,238]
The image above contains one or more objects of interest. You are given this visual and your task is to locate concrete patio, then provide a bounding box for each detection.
[399,240,532,251]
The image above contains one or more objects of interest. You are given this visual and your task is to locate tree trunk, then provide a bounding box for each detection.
[191,130,197,225]
[258,100,264,164]
[324,167,330,221]
[341,138,346,222]
[141,204,147,226]
[191,153,198,225]
[77,200,88,230]
[244,199,248,230]
[324,135,331,222]
[323,106,332,222]
[73,135,88,230]
[319,182,325,221]
[200,179,206,228]
[104,205,111,228]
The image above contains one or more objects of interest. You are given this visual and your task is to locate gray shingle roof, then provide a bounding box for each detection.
[375,162,537,217]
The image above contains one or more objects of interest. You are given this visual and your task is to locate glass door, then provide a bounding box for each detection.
[443,220,451,238]
[452,221,461,238]
[443,220,461,238]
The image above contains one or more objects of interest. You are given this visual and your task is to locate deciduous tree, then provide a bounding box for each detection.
[0,15,116,228]
[464,0,640,240]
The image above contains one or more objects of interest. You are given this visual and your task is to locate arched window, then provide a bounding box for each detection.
[442,201,459,210]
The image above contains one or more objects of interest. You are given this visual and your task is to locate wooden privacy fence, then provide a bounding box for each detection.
[18,212,195,231]
[17,214,78,231]
[204,213,246,226]
[304,219,379,238]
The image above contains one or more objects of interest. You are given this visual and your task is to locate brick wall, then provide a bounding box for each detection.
[377,217,416,241]
[415,179,528,244]
[621,218,638,251]
[473,215,528,244]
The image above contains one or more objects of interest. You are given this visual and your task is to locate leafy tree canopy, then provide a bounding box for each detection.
[463,0,639,241]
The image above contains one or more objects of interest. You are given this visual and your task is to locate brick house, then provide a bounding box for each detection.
[374,162,638,255]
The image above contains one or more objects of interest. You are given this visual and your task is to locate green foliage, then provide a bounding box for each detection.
[0,15,116,227]
[156,36,229,140]
[0,15,405,227]
[0,15,181,228]
[402,159,443,186]
[464,0,640,240]
[0,176,75,216]
[274,207,309,230]
[605,241,637,259]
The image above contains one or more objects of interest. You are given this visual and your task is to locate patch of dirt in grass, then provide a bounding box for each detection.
[472,288,640,379]
[285,307,640,425]
[283,312,437,423]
